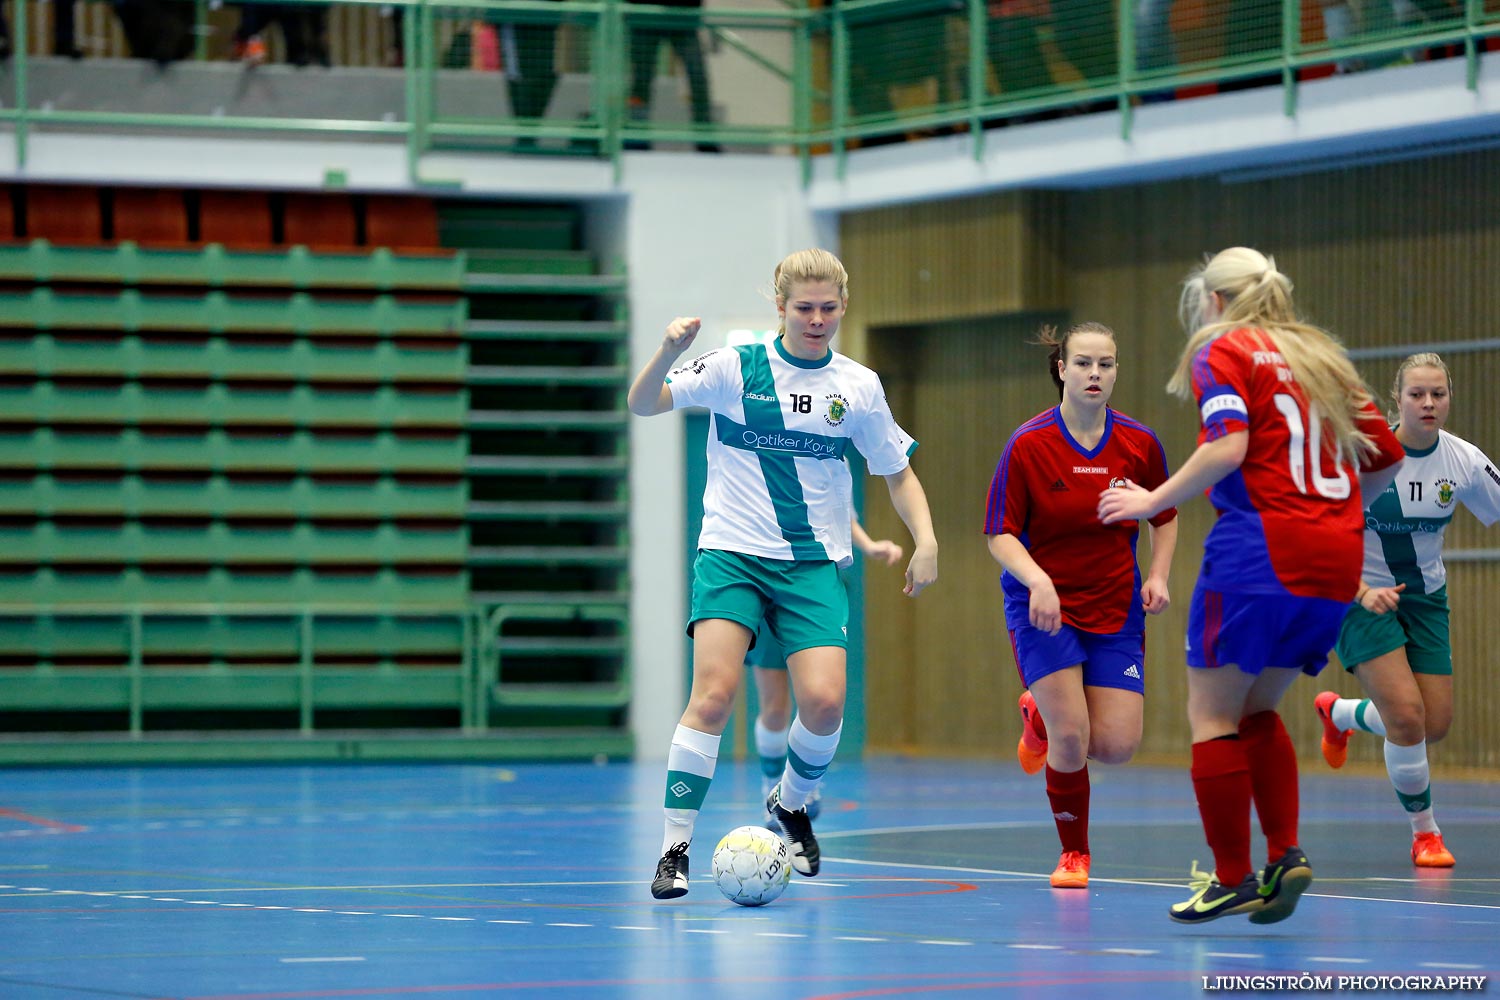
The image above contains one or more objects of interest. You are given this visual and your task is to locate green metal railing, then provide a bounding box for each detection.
[2,0,1495,179]
[0,600,628,739]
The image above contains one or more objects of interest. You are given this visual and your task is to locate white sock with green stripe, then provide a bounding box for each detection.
[1384,739,1439,835]
[778,717,840,811]
[755,718,790,800]
[662,724,720,855]
[1331,696,1386,736]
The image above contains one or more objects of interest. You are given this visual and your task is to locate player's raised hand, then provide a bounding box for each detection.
[664,317,702,355]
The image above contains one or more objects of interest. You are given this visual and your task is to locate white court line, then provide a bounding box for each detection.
[78,880,646,895]
[1421,962,1485,970]
[280,957,366,964]
[1308,956,1370,964]
[919,940,971,947]
[1101,948,1159,956]
[1205,952,1264,959]
[826,856,1500,910]
[1009,944,1063,950]
[835,936,887,942]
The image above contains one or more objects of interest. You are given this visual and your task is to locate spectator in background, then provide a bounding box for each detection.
[113,0,194,64]
[234,2,330,67]
[625,0,719,152]
[500,0,562,146]
[985,0,1054,104]
[0,0,81,59]
[849,2,964,144]
[1051,0,1117,93]
[1135,0,1178,86]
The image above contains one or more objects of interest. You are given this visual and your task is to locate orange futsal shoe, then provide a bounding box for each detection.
[1017,690,1048,775]
[1050,850,1090,888]
[1411,831,1455,868]
[1313,691,1350,769]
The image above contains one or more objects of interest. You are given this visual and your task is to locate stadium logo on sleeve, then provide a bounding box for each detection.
[823,393,850,427]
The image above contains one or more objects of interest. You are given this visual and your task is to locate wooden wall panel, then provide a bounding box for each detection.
[865,314,1065,754]
[844,148,1500,769]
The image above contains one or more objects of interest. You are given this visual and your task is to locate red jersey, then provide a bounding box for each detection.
[1191,327,1403,600]
[984,406,1177,634]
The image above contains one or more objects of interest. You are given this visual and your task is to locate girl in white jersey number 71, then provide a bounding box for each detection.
[1316,353,1500,869]
[627,248,940,900]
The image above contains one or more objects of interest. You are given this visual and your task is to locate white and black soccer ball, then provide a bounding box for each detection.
[711,825,792,906]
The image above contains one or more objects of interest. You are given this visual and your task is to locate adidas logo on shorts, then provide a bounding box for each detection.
[1124,664,1141,679]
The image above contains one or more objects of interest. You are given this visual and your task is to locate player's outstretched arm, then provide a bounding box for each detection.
[1098,431,1248,524]
[882,466,937,597]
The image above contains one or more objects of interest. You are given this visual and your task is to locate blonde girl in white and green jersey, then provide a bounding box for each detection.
[627,248,940,900]
[1317,353,1500,868]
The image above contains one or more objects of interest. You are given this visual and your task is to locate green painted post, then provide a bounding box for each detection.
[404,0,422,182]
[461,609,476,731]
[604,0,623,180]
[795,5,813,185]
[832,3,848,179]
[968,0,985,160]
[1464,0,1480,90]
[128,608,143,737]
[14,0,27,170]
[1118,0,1136,139]
[195,0,210,61]
[1282,0,1300,117]
[300,610,315,734]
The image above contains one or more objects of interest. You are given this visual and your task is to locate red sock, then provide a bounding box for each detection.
[1045,763,1090,855]
[1190,737,1252,886]
[1239,710,1300,861]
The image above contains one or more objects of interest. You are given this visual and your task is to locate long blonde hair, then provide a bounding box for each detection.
[1168,247,1378,464]
[773,248,849,336]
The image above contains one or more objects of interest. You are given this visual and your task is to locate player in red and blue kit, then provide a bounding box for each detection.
[1099,248,1404,926]
[985,322,1178,889]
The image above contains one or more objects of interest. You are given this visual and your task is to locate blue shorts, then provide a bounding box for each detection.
[1187,584,1346,676]
[1009,624,1146,694]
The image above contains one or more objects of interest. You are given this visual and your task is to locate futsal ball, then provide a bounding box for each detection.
[711,825,792,906]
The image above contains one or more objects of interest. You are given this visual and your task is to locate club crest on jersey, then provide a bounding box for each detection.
[1435,478,1457,508]
[1109,477,1128,489]
[823,393,850,427]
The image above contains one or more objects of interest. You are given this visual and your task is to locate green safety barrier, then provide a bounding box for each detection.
[0,0,1493,181]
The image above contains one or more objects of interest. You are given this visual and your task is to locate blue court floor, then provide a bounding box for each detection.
[0,755,1495,999]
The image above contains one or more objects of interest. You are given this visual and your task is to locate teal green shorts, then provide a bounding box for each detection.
[1334,585,1452,676]
[689,549,847,657]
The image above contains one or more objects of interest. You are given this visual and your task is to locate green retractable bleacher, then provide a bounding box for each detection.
[440,200,632,734]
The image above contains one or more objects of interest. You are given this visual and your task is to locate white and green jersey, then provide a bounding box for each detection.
[666,338,917,567]
[1360,429,1500,594]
